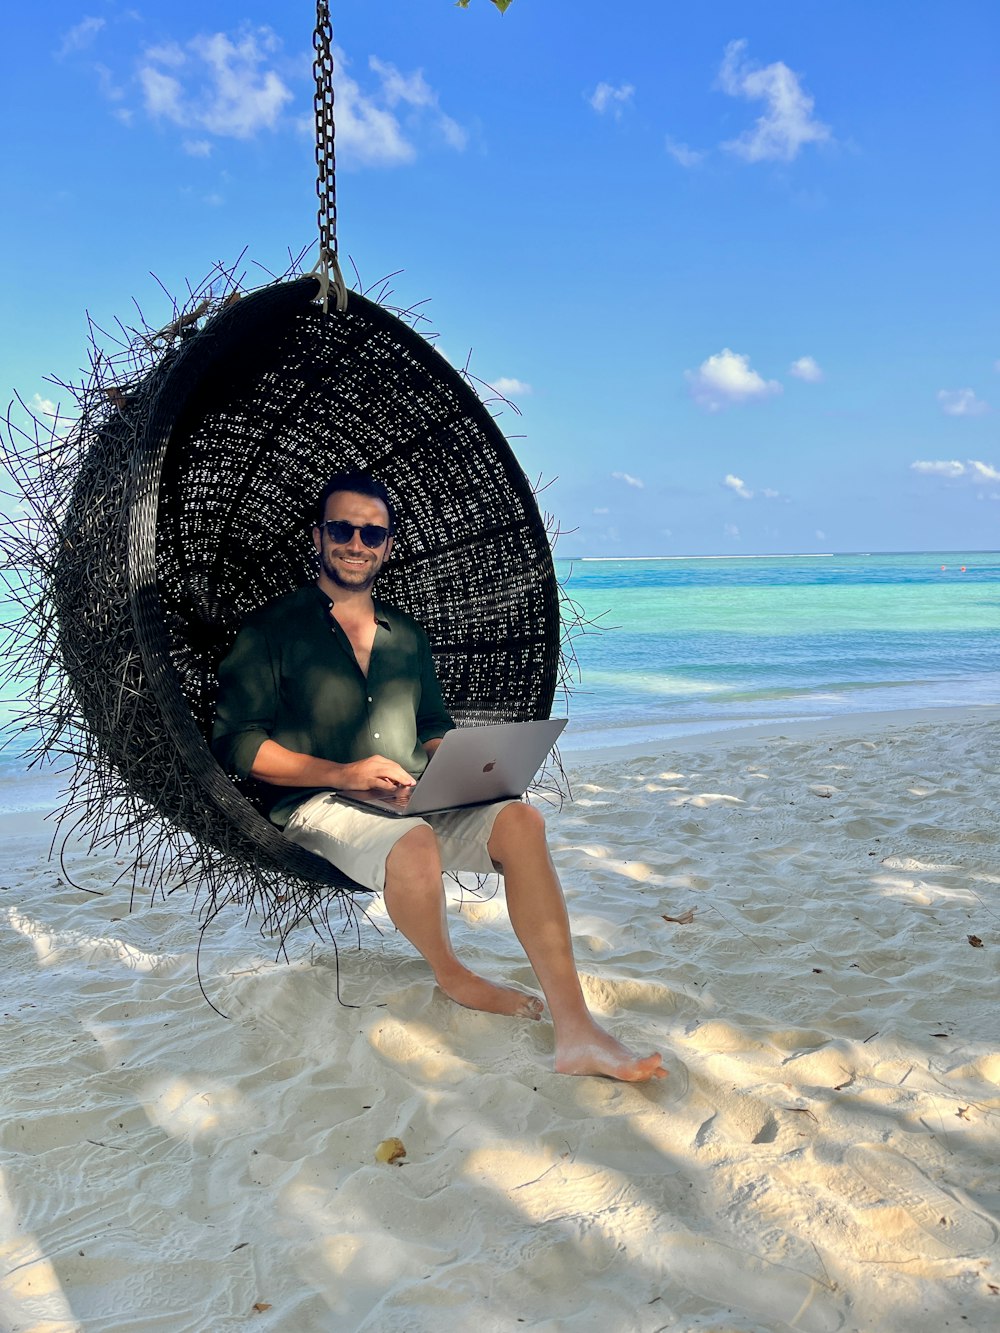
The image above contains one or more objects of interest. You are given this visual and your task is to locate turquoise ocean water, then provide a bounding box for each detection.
[2,551,999,811]
[554,550,1000,752]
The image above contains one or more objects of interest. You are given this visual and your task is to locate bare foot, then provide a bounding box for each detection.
[436,965,544,1019]
[555,1021,666,1082]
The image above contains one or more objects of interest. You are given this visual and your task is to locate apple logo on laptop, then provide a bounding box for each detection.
[482,761,496,773]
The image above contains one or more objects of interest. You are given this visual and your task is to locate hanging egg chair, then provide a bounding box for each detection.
[0,5,565,942]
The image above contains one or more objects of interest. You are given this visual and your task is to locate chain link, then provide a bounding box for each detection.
[313,1,347,311]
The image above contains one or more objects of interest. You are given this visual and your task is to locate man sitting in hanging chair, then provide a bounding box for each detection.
[212,470,664,1082]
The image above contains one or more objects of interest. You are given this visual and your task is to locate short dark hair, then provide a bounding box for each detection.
[316,470,396,534]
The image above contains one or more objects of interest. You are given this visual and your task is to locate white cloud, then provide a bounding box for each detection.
[717,39,831,163]
[57,16,106,58]
[192,32,291,136]
[326,47,465,165]
[912,459,965,478]
[369,56,468,150]
[121,29,461,166]
[369,57,436,108]
[31,393,60,418]
[438,114,469,150]
[665,136,704,167]
[26,393,77,445]
[723,474,781,501]
[937,387,989,417]
[911,458,1000,483]
[139,28,293,139]
[724,524,740,539]
[139,65,185,121]
[593,507,610,515]
[589,82,635,118]
[490,377,532,397]
[333,68,415,165]
[145,40,186,68]
[815,530,826,541]
[94,62,126,102]
[724,474,754,499]
[612,471,644,489]
[790,355,823,382]
[686,348,782,412]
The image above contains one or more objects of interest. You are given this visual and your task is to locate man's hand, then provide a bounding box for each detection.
[338,755,416,791]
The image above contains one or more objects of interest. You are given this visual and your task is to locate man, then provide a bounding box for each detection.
[212,470,664,1081]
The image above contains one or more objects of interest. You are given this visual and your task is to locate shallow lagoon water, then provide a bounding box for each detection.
[555,550,1000,750]
[2,550,998,802]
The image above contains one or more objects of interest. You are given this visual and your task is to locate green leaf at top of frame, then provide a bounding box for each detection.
[456,1,515,12]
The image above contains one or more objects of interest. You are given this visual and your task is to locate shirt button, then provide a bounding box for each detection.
[373,732,380,739]
[367,696,373,703]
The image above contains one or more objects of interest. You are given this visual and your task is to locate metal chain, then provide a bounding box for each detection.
[312,0,347,312]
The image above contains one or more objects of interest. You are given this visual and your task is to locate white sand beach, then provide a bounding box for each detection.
[2,707,998,1331]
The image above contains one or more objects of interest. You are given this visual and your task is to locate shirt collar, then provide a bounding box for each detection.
[312,584,392,630]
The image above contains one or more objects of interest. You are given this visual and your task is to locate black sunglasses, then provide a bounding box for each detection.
[318,520,391,548]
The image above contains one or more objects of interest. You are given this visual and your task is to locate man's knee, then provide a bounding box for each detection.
[489,801,547,858]
[385,823,442,888]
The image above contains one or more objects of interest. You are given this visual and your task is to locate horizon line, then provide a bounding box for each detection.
[554,549,999,562]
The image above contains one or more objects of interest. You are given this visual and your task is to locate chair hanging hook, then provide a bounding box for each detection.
[311,248,349,315]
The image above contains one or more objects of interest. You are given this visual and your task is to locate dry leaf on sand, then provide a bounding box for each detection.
[375,1137,407,1165]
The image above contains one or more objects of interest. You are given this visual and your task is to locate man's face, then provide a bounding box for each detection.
[313,490,393,593]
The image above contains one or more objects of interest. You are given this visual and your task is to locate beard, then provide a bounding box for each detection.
[320,545,383,592]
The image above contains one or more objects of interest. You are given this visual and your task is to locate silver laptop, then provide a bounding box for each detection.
[333,718,567,817]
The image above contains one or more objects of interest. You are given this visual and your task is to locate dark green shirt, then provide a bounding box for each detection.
[211,584,454,826]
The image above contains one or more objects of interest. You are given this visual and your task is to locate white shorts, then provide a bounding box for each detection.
[283,793,518,893]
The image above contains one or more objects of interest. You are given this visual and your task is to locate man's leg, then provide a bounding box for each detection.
[487,803,666,1081]
[288,795,664,1079]
[285,796,540,1018]
[383,824,543,1019]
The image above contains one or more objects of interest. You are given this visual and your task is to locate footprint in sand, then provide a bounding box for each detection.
[657,1232,845,1332]
[845,1146,998,1259]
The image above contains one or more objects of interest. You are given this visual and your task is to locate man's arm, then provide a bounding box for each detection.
[249,738,414,791]
[211,621,279,778]
[414,630,454,749]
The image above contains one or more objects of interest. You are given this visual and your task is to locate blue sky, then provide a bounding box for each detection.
[3,1,998,556]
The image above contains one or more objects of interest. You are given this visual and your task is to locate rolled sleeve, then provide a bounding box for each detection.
[416,630,455,744]
[211,622,277,778]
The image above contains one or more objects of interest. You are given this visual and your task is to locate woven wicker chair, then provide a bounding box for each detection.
[35,274,560,927]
